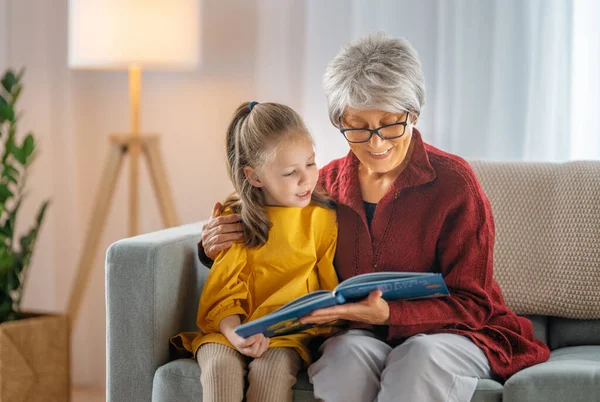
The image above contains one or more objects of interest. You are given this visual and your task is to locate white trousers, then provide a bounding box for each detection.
[308,330,492,402]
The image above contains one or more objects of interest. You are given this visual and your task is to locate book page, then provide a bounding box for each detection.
[336,271,436,291]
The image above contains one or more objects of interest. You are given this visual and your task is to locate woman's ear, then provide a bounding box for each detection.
[243,166,263,188]
[409,111,419,127]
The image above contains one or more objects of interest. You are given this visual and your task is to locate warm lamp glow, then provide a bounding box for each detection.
[65,0,192,328]
[68,0,200,70]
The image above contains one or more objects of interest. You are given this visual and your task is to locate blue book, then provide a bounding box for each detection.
[234,271,449,338]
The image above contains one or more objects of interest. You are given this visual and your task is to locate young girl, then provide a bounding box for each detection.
[172,102,339,402]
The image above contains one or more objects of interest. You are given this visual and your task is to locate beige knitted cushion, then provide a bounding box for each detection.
[471,161,600,319]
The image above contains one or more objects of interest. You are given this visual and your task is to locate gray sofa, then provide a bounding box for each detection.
[106,160,600,402]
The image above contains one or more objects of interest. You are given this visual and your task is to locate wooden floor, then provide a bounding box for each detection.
[71,388,105,402]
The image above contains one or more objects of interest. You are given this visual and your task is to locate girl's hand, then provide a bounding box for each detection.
[224,330,270,358]
[202,202,244,260]
[219,315,270,358]
[299,290,390,326]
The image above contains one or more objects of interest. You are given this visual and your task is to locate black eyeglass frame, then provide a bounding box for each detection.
[338,112,411,144]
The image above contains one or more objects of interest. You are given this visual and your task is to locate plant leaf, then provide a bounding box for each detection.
[19,224,36,249]
[3,163,19,177]
[36,200,49,226]
[1,70,17,94]
[8,140,26,165]
[1,170,17,184]
[0,248,13,271]
[22,133,35,160]
[0,102,14,124]
[0,225,9,238]
[0,299,13,320]
[7,271,20,291]
[1,162,19,184]
[16,201,49,264]
[12,253,23,275]
[0,183,13,203]
[7,198,22,233]
[12,85,22,103]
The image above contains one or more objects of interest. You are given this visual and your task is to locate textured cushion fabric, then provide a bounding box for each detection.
[289,375,505,402]
[153,359,502,402]
[106,222,208,402]
[471,161,600,319]
[503,345,600,402]
[471,380,503,402]
[548,317,600,350]
[153,359,202,402]
[523,315,549,345]
[152,360,316,402]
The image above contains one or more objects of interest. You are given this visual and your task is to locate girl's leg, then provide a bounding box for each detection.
[308,329,392,402]
[196,343,247,402]
[247,347,302,402]
[377,333,493,402]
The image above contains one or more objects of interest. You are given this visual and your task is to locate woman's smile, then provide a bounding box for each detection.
[368,147,393,159]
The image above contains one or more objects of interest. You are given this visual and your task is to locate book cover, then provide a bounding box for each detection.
[234,272,449,338]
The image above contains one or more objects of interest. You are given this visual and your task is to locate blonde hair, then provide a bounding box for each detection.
[221,102,334,248]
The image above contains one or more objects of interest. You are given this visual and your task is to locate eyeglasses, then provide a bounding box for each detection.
[338,112,411,144]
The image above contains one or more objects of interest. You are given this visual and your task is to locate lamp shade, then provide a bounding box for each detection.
[68,0,200,70]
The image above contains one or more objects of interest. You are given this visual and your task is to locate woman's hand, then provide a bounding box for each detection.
[202,202,244,260]
[299,290,390,326]
[219,315,270,358]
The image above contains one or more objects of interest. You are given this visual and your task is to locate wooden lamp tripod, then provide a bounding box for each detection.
[66,0,199,329]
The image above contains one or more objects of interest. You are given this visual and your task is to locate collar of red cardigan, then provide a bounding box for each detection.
[335,128,437,214]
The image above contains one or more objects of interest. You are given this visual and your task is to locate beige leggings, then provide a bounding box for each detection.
[196,343,302,402]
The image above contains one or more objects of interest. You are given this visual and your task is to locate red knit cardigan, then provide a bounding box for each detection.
[318,129,550,380]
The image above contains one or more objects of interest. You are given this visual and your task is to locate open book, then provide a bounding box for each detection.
[234,271,449,338]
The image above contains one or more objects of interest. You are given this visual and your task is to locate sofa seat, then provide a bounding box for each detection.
[152,358,504,402]
[503,345,600,402]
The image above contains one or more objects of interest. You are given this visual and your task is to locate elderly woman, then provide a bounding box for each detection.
[199,33,549,402]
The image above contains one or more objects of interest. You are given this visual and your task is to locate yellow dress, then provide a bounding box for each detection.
[171,203,339,364]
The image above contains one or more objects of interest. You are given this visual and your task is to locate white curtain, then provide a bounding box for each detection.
[304,0,598,163]
[570,0,600,160]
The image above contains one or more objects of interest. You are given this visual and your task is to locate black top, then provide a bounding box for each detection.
[364,201,377,228]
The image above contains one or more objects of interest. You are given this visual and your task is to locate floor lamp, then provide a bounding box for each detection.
[66,0,199,329]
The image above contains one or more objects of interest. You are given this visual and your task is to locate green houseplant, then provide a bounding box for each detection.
[0,68,49,323]
[0,69,69,401]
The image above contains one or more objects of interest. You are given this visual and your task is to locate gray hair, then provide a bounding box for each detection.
[323,32,425,125]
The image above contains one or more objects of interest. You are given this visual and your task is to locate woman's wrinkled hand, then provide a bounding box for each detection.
[299,290,390,326]
[201,202,244,260]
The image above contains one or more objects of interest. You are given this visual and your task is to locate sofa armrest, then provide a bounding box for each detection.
[106,222,208,402]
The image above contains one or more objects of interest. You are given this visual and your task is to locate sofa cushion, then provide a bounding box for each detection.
[470,379,503,402]
[503,345,600,402]
[152,358,202,402]
[471,161,600,319]
[523,315,548,345]
[152,358,316,402]
[153,358,502,401]
[548,317,600,350]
